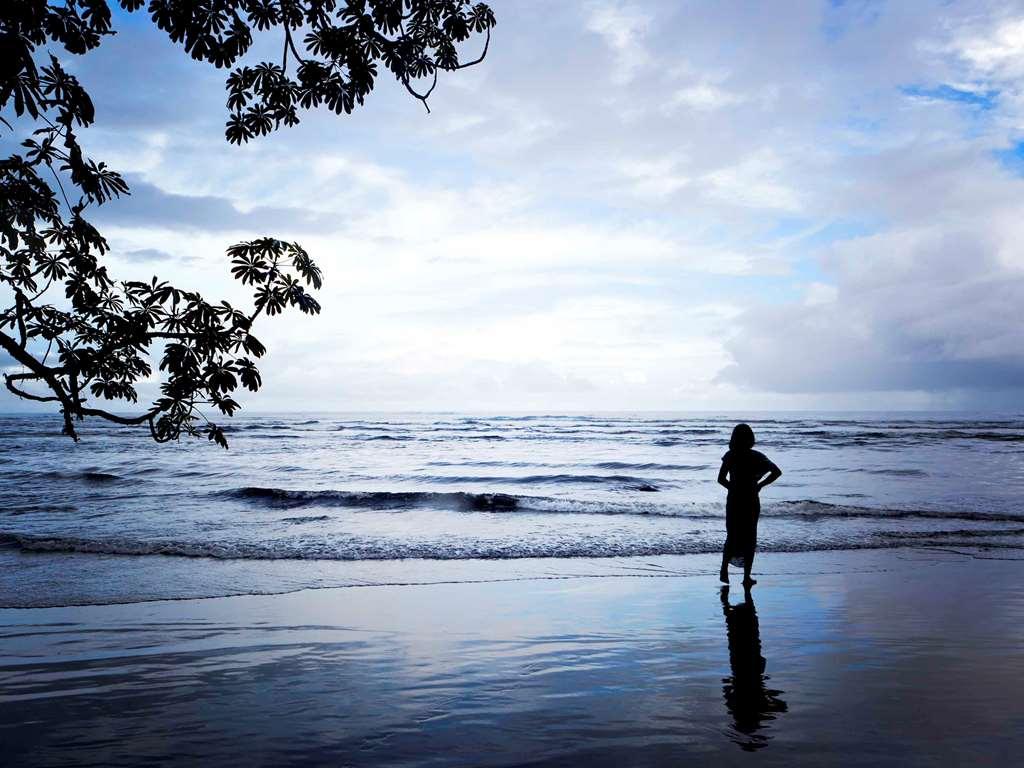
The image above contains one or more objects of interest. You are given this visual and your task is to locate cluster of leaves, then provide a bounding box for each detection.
[1,1,493,446]
[3,111,321,446]
[218,0,496,142]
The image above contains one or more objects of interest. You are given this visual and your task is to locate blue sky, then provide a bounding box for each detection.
[4,0,1024,412]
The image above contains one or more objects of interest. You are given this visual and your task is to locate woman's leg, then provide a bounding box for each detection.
[742,551,756,584]
[743,511,759,585]
[720,543,730,583]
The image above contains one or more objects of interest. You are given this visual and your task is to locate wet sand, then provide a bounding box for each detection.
[2,548,1023,766]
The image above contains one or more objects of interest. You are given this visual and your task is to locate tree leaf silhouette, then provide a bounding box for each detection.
[1,1,495,446]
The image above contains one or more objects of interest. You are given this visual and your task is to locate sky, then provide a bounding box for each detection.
[4,0,1024,413]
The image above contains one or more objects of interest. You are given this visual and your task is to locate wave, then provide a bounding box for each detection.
[593,461,710,471]
[227,487,523,511]
[850,468,929,477]
[219,487,1024,524]
[4,528,1022,562]
[11,470,125,484]
[83,471,122,483]
[425,460,552,468]
[411,474,662,490]
[771,499,1024,523]
[422,460,707,472]
[778,428,1024,445]
[1,503,79,516]
[197,418,1024,448]
[333,426,510,440]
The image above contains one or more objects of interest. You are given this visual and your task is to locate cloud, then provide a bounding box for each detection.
[6,0,1024,412]
[121,248,182,263]
[719,217,1024,400]
[93,177,343,235]
[585,2,652,84]
[951,16,1024,78]
[670,82,744,111]
[702,149,804,212]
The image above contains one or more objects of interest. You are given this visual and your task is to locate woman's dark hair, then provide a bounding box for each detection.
[729,423,756,451]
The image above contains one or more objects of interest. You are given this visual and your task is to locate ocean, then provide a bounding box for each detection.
[2,412,1022,607]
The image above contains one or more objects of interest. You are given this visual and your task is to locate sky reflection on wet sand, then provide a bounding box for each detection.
[2,548,1022,766]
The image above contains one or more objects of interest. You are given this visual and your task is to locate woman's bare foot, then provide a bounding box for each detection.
[719,568,729,584]
[742,577,757,587]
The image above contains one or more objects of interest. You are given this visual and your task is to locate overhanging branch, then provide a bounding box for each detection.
[453,29,491,70]
[4,372,61,403]
[0,329,77,438]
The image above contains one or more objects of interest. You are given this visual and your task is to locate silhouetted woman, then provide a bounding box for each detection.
[718,423,781,586]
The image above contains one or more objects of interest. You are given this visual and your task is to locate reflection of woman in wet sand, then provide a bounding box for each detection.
[721,586,788,751]
[719,423,782,586]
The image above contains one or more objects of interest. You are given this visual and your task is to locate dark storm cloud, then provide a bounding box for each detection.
[720,344,1024,394]
[719,217,1024,397]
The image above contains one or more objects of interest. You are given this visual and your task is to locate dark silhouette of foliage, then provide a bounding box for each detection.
[0,1,495,446]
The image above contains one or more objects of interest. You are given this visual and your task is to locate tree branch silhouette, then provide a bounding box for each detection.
[0,1,496,447]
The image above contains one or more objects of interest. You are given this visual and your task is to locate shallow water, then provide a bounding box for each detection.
[2,550,1022,766]
[1,412,1023,606]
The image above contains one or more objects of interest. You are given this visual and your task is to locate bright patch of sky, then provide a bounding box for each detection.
[4,0,1024,412]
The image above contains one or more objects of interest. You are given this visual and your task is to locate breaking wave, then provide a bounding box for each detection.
[3,524,1022,562]
[220,487,1024,524]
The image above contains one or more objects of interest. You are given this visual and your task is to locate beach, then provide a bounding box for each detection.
[3,547,1023,766]
[5,0,1024,762]
[3,412,1023,764]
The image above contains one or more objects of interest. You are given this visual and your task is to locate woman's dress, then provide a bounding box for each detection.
[723,449,776,568]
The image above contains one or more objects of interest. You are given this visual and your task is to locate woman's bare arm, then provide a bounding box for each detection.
[718,461,730,490]
[757,463,782,491]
